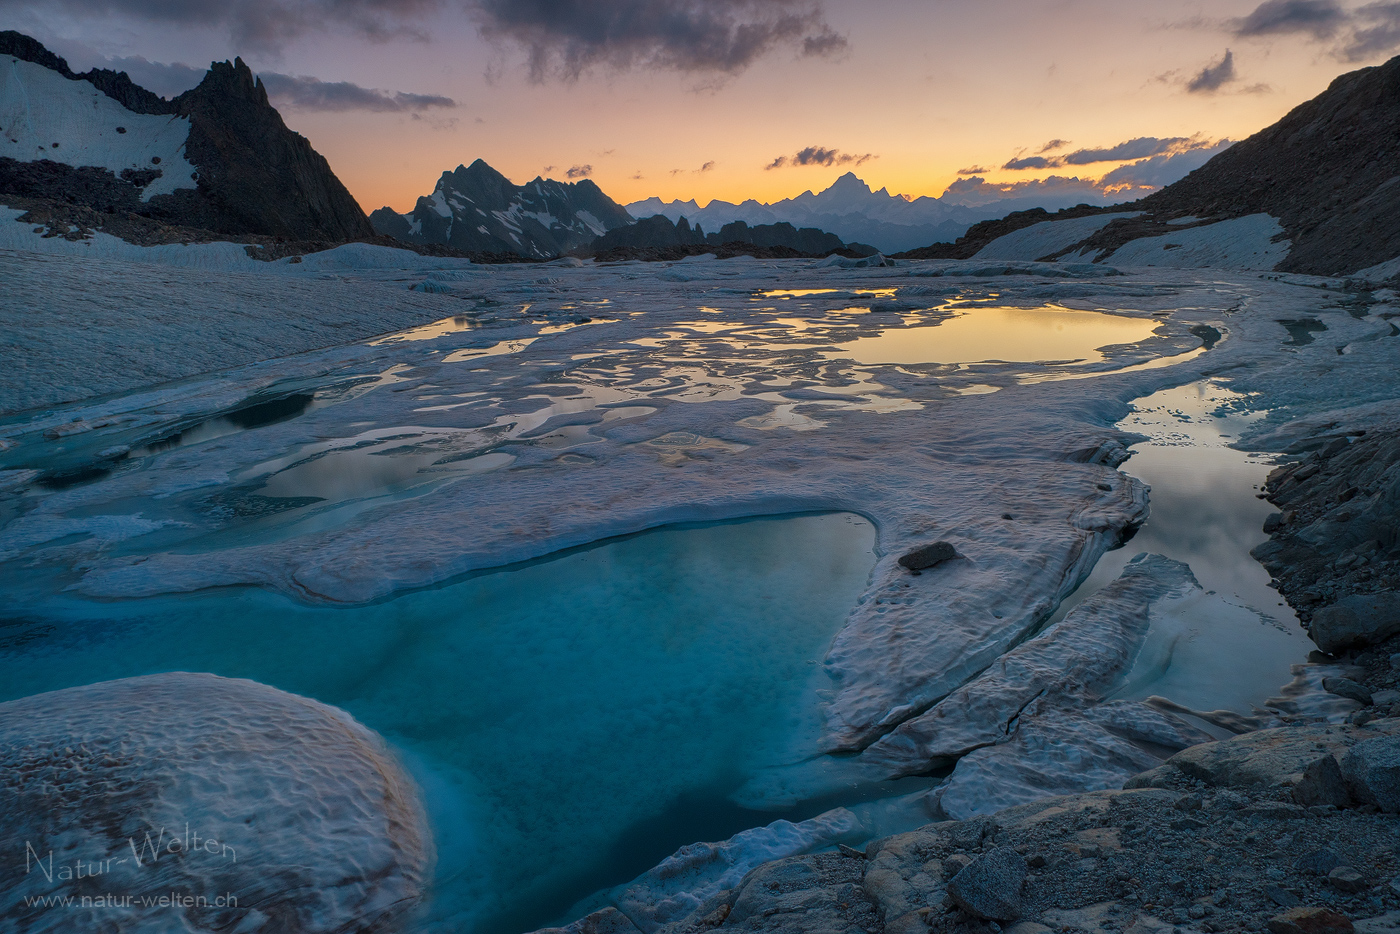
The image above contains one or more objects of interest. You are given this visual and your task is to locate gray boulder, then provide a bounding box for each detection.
[1309,593,1400,654]
[898,541,959,571]
[948,847,1027,921]
[1324,677,1375,705]
[1340,734,1400,812]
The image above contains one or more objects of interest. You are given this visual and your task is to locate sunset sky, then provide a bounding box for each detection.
[3,0,1396,213]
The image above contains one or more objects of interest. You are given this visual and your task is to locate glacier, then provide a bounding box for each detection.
[2,236,1398,933]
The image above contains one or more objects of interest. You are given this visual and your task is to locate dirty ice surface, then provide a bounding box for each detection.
[3,251,1396,932]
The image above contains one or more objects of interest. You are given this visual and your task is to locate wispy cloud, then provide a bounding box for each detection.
[1232,0,1347,38]
[956,165,992,176]
[258,72,455,111]
[1002,136,1219,171]
[1228,0,1400,60]
[0,0,445,51]
[1037,139,1070,153]
[566,164,593,179]
[1186,49,1236,92]
[766,145,875,170]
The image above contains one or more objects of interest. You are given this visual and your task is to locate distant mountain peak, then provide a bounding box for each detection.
[370,158,633,257]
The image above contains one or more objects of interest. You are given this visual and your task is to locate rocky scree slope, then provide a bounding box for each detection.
[369,158,633,258]
[0,31,371,243]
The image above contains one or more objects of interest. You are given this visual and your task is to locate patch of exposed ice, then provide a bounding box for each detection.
[1093,214,1290,271]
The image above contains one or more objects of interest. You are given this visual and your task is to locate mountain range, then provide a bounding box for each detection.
[626,172,1136,254]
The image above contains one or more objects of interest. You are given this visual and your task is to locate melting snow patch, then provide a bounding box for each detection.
[1102,214,1289,270]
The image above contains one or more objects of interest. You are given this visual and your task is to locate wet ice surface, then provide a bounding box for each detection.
[1049,381,1305,719]
[0,513,875,934]
[3,255,1398,932]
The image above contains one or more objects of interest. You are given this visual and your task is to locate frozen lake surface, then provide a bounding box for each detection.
[3,249,1398,932]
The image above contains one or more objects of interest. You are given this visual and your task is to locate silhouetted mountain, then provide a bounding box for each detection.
[578,214,874,261]
[0,31,371,242]
[370,160,634,258]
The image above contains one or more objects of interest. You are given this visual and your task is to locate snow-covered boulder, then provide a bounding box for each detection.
[0,673,432,933]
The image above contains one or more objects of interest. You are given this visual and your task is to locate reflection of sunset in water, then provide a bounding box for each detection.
[826,306,1161,365]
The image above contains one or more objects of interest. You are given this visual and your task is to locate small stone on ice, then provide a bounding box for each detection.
[898,541,959,571]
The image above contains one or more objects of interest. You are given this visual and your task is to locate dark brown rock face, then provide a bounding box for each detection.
[170,59,372,241]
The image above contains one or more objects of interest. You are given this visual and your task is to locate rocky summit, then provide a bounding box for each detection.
[370,159,634,258]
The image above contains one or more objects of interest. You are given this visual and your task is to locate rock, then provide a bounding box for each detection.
[1324,677,1375,706]
[1163,725,1365,807]
[1296,850,1343,876]
[1330,867,1371,893]
[1372,690,1400,707]
[948,847,1027,921]
[1245,801,1310,820]
[1353,911,1400,934]
[1390,653,1400,671]
[1309,593,1400,654]
[0,673,433,934]
[1267,907,1356,934]
[898,541,959,571]
[534,908,643,934]
[1268,886,1304,907]
[1340,735,1400,812]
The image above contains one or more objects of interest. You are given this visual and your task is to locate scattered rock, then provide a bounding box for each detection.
[1340,735,1400,812]
[1325,677,1376,706]
[1310,595,1400,655]
[1296,850,1344,876]
[948,847,1027,921]
[1267,907,1356,934]
[898,541,960,572]
[1268,885,1304,907]
[1329,866,1371,893]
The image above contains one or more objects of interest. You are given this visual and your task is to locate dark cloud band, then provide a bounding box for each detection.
[766,145,873,170]
[1001,136,1216,171]
[258,72,456,111]
[1230,0,1400,61]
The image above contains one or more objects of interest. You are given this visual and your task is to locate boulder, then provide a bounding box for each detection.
[1340,734,1400,812]
[1161,725,1364,806]
[1324,677,1374,706]
[1267,907,1355,934]
[1309,593,1400,654]
[898,541,959,571]
[948,847,1027,921]
[0,673,432,934]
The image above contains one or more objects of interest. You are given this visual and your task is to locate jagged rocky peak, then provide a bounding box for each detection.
[0,31,371,242]
[371,158,634,258]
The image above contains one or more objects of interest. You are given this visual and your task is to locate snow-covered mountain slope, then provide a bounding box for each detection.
[370,159,633,258]
[1,55,195,201]
[0,31,371,243]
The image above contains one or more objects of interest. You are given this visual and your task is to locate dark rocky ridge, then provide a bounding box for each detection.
[578,213,876,261]
[891,205,1117,261]
[370,159,634,258]
[1,31,371,242]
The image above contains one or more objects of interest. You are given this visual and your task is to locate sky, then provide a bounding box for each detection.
[3,0,1398,213]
